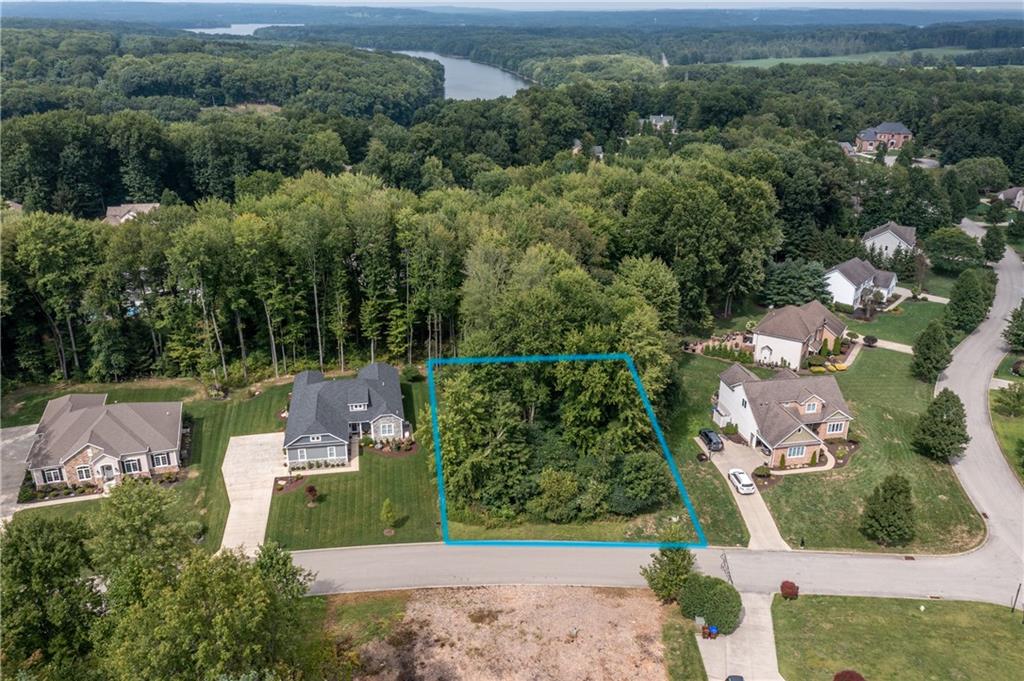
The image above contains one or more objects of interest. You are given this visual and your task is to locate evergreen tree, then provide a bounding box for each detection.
[913,388,970,462]
[874,142,888,164]
[940,168,969,222]
[945,269,991,334]
[981,226,1006,262]
[640,525,695,603]
[1003,301,1024,352]
[860,473,916,546]
[1008,211,1024,243]
[911,319,951,383]
[986,199,1008,226]
[760,259,831,307]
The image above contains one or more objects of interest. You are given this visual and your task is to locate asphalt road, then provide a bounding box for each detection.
[294,218,1024,607]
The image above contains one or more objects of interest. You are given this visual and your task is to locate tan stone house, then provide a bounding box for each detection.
[26,394,183,489]
[713,364,853,468]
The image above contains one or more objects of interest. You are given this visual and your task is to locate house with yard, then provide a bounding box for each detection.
[825,257,897,311]
[713,364,853,468]
[862,221,917,255]
[646,114,677,133]
[283,363,409,469]
[103,202,159,225]
[995,187,1024,212]
[855,122,913,153]
[26,394,183,489]
[752,300,848,369]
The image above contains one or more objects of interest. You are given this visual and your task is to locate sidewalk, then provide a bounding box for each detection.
[873,339,913,355]
[695,592,785,681]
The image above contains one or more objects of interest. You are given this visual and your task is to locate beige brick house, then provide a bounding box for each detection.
[26,394,183,489]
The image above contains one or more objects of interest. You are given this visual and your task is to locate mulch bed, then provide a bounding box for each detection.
[755,475,783,491]
[273,475,311,495]
[364,443,420,459]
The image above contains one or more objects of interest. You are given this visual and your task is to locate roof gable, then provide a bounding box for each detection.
[862,221,917,249]
[754,300,846,342]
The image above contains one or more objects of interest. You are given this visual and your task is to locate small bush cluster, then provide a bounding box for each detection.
[400,364,423,382]
[722,423,738,436]
[290,459,347,472]
[833,302,855,314]
[833,672,866,681]
[753,465,771,478]
[862,335,878,347]
[702,343,754,364]
[679,574,743,635]
[780,580,799,600]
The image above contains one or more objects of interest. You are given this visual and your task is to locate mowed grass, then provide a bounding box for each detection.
[995,353,1023,382]
[761,349,984,553]
[265,381,440,549]
[921,270,959,298]
[9,380,293,552]
[990,390,1024,485]
[446,354,750,546]
[663,609,709,681]
[729,47,975,67]
[844,300,946,345]
[772,595,1024,681]
[710,298,765,335]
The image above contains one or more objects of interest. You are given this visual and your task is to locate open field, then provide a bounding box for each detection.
[762,348,985,553]
[773,595,1024,680]
[314,586,700,681]
[9,379,292,551]
[266,381,440,549]
[990,390,1024,485]
[844,300,946,345]
[729,47,975,67]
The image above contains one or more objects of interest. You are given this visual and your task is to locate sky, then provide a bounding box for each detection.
[22,0,1023,8]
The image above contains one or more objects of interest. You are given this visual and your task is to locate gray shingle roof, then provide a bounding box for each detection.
[829,257,897,290]
[720,364,852,448]
[28,394,182,468]
[754,300,847,343]
[720,363,760,388]
[285,363,405,446]
[862,221,917,249]
[858,122,911,140]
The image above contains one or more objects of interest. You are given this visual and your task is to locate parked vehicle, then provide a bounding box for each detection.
[699,428,724,452]
[728,468,756,495]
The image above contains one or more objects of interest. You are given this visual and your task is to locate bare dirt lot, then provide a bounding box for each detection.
[348,586,676,681]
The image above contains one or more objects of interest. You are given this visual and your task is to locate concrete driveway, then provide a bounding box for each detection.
[700,438,790,552]
[221,432,285,556]
[696,592,784,681]
[1,425,36,520]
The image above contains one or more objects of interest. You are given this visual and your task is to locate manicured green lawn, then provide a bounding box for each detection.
[265,381,440,549]
[844,300,946,345]
[921,270,959,298]
[1,380,199,428]
[711,298,765,335]
[773,595,1024,680]
[990,390,1024,485]
[9,381,292,552]
[663,610,708,681]
[446,354,750,546]
[13,498,104,522]
[995,353,1023,382]
[762,349,984,553]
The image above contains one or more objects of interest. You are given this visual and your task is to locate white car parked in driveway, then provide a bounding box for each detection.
[728,468,756,495]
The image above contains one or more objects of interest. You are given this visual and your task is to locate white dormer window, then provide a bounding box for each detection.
[310,435,322,443]
[806,402,818,414]
[349,403,367,412]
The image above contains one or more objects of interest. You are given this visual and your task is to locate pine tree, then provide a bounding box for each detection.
[1003,302,1024,353]
[380,498,397,529]
[945,269,989,334]
[941,168,968,222]
[874,142,888,165]
[860,474,916,546]
[911,319,951,383]
[913,389,970,462]
[982,226,1006,262]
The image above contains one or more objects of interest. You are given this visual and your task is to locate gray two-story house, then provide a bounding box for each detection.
[283,363,409,468]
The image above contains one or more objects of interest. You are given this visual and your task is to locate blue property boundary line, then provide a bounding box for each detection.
[425,352,709,549]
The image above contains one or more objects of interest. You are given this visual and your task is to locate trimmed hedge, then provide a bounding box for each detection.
[834,672,866,681]
[679,573,743,635]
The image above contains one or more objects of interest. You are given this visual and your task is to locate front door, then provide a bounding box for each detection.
[100,465,115,481]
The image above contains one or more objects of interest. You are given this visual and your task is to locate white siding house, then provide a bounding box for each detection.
[751,332,805,370]
[826,258,897,310]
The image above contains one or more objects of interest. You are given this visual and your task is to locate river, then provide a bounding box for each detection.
[185,24,303,36]
[396,50,530,100]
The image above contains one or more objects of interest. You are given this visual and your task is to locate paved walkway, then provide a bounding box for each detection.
[991,377,1014,390]
[695,592,784,681]
[872,339,913,354]
[220,432,285,556]
[892,286,949,305]
[702,439,790,552]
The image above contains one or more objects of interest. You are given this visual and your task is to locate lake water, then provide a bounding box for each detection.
[185,24,303,36]
[396,50,530,100]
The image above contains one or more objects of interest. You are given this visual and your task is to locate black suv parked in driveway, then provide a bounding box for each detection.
[699,428,724,452]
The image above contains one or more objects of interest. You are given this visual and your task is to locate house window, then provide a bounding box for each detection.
[152,453,169,468]
[805,402,817,414]
[741,398,747,408]
[43,468,64,484]
[327,446,337,459]
[786,445,806,458]
[76,466,92,481]
[349,403,367,412]
[310,435,322,443]
[296,449,307,461]
[122,459,141,474]
[380,422,396,437]
[827,421,845,434]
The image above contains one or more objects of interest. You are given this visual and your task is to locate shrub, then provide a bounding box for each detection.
[860,474,916,546]
[722,423,738,436]
[1013,359,1024,376]
[807,354,826,367]
[381,498,397,529]
[780,581,799,600]
[360,435,375,448]
[679,574,743,635]
[305,485,319,504]
[833,302,855,314]
[846,331,859,340]
[810,451,818,466]
[400,364,422,382]
[779,453,786,468]
[753,465,771,478]
[863,336,878,347]
[834,672,866,681]
[994,382,1024,417]
[913,388,970,462]
[809,366,827,374]
[183,520,205,540]
[640,527,695,603]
